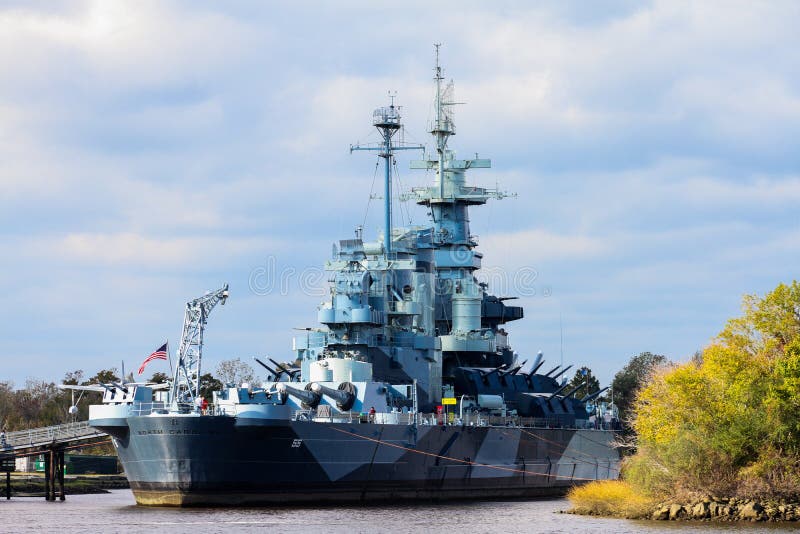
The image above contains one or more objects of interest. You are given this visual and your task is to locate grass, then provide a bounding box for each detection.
[567,480,657,519]
[3,473,128,496]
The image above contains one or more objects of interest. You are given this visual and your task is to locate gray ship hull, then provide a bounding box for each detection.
[96,416,619,506]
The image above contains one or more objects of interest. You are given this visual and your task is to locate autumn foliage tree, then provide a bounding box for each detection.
[610,352,667,425]
[625,281,800,499]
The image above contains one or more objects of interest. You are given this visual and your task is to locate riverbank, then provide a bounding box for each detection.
[0,492,729,534]
[650,498,800,522]
[5,473,129,496]
[567,480,800,523]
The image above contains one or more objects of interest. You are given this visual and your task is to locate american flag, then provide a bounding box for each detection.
[138,343,168,375]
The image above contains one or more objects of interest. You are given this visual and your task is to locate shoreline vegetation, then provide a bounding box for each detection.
[568,281,800,522]
[4,473,129,497]
[567,480,800,522]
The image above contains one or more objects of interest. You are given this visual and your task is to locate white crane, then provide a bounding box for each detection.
[170,284,229,407]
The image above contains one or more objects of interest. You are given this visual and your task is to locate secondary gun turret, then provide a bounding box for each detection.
[310,382,356,411]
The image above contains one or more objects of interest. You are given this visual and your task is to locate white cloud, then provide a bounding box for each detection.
[18,232,265,268]
[481,229,611,266]
[0,1,262,91]
[1,1,799,386]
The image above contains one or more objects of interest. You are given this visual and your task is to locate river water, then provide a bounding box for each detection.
[1,490,797,533]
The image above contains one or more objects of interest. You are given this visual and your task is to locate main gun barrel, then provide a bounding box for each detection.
[277,383,321,408]
[310,382,356,411]
[581,386,610,404]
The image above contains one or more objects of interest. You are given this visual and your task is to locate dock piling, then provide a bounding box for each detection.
[44,450,51,501]
[58,450,65,501]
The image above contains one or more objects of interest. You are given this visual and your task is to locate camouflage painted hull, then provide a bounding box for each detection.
[96,415,620,506]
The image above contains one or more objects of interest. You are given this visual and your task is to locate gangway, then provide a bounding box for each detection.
[0,421,108,501]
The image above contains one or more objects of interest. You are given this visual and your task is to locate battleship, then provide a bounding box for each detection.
[74,48,620,506]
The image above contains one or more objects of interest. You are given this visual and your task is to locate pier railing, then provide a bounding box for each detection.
[1,421,106,451]
[3,421,94,448]
[0,420,107,502]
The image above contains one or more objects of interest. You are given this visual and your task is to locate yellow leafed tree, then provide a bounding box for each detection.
[627,281,800,499]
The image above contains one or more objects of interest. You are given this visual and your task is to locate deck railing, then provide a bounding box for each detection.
[82,402,618,433]
[287,409,618,431]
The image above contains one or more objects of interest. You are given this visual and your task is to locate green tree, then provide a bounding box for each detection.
[83,368,120,385]
[565,366,601,399]
[14,379,66,428]
[60,370,96,421]
[611,352,667,423]
[62,370,84,385]
[148,372,169,384]
[199,373,223,401]
[0,381,15,430]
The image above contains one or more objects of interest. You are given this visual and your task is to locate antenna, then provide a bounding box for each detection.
[560,313,564,370]
[351,94,423,255]
[434,43,446,199]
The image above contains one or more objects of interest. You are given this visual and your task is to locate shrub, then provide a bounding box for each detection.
[567,480,656,518]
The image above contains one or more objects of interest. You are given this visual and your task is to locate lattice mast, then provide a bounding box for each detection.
[432,43,455,200]
[170,284,229,406]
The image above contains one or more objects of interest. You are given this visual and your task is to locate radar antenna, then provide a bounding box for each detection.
[432,43,463,198]
[170,284,229,407]
[351,93,423,255]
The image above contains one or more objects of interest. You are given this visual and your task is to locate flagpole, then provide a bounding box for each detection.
[167,339,174,377]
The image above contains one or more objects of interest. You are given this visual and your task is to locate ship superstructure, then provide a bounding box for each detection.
[292,47,592,420]
[79,48,620,506]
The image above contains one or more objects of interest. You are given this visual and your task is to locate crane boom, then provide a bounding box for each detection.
[170,284,229,406]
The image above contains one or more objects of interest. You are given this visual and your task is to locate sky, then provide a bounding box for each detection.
[1,0,798,387]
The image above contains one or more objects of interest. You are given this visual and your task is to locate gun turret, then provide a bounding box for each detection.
[501,365,523,376]
[561,383,584,400]
[530,351,544,373]
[253,357,280,380]
[551,364,573,381]
[543,365,560,377]
[269,358,301,381]
[310,382,356,411]
[580,387,609,404]
[277,383,321,408]
[547,382,570,399]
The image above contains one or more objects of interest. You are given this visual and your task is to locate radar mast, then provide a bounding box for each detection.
[351,96,423,255]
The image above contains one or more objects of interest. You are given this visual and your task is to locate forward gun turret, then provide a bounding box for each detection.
[277,383,321,408]
[310,382,356,411]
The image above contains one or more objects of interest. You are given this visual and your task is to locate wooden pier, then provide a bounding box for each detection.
[0,421,107,501]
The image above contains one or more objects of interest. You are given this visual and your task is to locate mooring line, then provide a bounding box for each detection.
[328,425,610,481]
[505,427,621,474]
